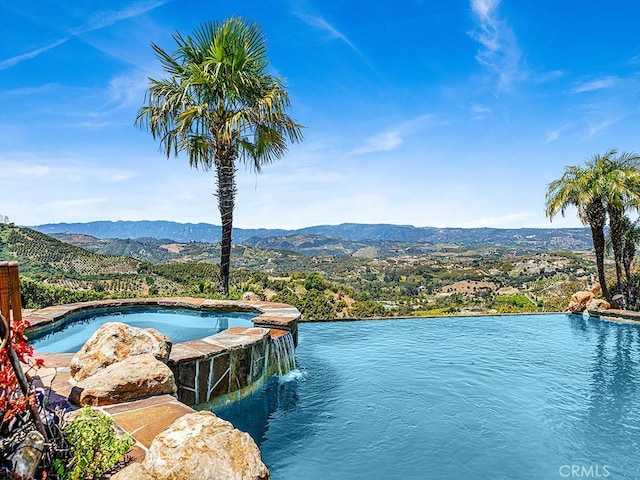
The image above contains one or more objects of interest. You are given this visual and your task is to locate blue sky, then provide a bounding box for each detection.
[2,0,640,229]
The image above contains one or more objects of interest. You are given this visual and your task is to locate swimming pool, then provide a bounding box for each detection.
[216,314,640,479]
[31,307,257,353]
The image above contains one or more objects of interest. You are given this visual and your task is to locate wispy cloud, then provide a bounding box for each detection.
[353,131,404,155]
[42,198,109,210]
[532,70,566,84]
[585,114,626,138]
[352,115,439,154]
[0,162,52,181]
[0,0,169,70]
[71,0,168,36]
[0,83,59,97]
[545,124,571,144]
[468,0,523,91]
[628,54,640,65]
[460,211,532,228]
[570,76,620,94]
[470,103,491,120]
[297,13,373,69]
[107,71,150,109]
[0,39,68,70]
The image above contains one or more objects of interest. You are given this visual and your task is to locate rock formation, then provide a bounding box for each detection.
[70,322,172,382]
[69,354,176,406]
[68,322,176,406]
[586,298,611,311]
[112,411,269,480]
[566,291,595,312]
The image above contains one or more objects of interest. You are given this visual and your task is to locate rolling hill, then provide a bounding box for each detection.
[32,220,594,251]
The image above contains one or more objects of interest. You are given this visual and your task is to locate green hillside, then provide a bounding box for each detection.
[0,223,595,318]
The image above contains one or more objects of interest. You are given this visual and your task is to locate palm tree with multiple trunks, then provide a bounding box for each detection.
[597,150,640,303]
[136,17,303,294]
[546,157,611,301]
[546,150,640,304]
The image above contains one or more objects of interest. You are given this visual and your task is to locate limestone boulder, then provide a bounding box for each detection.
[70,322,172,381]
[69,354,177,406]
[586,298,611,311]
[111,463,155,480]
[242,291,261,301]
[143,411,269,480]
[567,291,594,312]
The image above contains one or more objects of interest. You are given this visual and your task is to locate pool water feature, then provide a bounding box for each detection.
[272,331,296,376]
[215,314,640,480]
[31,307,257,353]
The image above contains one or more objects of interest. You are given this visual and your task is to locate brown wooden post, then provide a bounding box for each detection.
[8,262,22,323]
[0,262,10,322]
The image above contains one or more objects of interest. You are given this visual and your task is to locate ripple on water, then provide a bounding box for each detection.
[216,315,640,480]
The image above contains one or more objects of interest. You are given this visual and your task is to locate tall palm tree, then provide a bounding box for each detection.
[136,18,303,294]
[596,150,640,303]
[546,157,610,301]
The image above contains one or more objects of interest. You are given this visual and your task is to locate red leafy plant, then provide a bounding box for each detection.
[0,316,44,430]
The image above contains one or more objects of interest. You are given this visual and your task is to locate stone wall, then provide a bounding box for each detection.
[169,327,290,409]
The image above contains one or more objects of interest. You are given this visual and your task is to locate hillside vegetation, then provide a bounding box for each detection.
[1,223,596,319]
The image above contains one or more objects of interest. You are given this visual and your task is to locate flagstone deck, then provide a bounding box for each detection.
[24,297,300,461]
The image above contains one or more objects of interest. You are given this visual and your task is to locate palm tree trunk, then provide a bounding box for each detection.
[216,149,237,296]
[590,223,610,302]
[623,244,635,307]
[608,205,626,303]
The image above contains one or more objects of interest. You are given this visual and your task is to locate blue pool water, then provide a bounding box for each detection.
[31,307,256,353]
[216,314,640,479]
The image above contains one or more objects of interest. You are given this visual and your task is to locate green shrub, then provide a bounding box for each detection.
[64,406,134,480]
[494,294,537,312]
[350,300,387,318]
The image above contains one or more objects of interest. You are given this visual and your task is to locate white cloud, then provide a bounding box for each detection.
[532,70,566,84]
[43,198,109,209]
[468,0,523,91]
[0,39,68,71]
[108,171,138,183]
[0,83,59,97]
[545,130,560,144]
[459,211,535,228]
[545,124,572,144]
[69,0,169,36]
[0,162,52,180]
[353,131,403,155]
[585,115,626,138]
[107,71,150,109]
[570,76,620,94]
[470,104,491,119]
[352,115,439,155]
[0,0,168,70]
[297,13,373,69]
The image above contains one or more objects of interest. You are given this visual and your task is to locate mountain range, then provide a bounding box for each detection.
[31,220,594,253]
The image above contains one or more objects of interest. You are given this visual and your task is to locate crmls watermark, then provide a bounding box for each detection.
[559,465,610,478]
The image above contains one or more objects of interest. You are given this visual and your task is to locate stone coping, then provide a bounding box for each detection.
[573,308,640,324]
[24,296,300,334]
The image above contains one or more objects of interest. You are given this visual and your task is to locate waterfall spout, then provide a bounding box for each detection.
[272,331,296,376]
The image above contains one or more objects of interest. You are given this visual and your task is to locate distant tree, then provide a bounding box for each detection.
[304,271,326,291]
[299,290,334,319]
[350,300,386,318]
[136,17,303,294]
